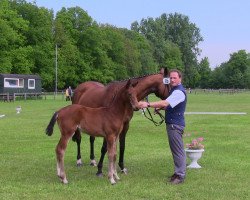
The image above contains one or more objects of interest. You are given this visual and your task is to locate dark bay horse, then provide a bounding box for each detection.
[45,80,139,184]
[72,68,170,176]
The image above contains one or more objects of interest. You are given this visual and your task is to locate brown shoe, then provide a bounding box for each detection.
[170,175,184,184]
[168,173,178,182]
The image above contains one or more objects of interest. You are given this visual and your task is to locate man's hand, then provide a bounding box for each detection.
[138,101,149,109]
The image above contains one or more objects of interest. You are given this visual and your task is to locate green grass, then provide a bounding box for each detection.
[0,93,250,200]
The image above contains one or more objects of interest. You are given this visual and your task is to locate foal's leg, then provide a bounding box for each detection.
[113,138,120,181]
[118,122,129,174]
[89,136,97,166]
[56,134,71,184]
[106,135,117,185]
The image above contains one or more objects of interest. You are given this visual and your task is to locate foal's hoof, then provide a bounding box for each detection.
[59,177,68,184]
[96,172,104,178]
[110,179,116,185]
[62,180,68,184]
[121,168,128,175]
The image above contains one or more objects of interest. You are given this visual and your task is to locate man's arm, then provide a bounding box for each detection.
[138,99,169,109]
[138,90,185,109]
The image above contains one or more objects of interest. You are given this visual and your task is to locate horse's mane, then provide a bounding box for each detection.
[104,71,162,105]
[106,72,160,87]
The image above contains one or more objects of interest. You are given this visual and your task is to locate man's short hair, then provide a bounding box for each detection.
[170,69,182,78]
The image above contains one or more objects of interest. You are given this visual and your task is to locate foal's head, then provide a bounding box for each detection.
[123,79,139,111]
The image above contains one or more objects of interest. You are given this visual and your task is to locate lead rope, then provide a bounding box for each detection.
[142,96,165,126]
[142,78,170,126]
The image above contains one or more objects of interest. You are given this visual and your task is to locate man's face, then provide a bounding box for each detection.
[170,72,181,87]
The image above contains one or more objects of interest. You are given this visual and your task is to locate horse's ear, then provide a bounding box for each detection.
[164,67,169,77]
[160,67,169,77]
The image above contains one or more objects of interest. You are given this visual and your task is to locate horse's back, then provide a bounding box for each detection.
[72,81,105,106]
[73,81,120,107]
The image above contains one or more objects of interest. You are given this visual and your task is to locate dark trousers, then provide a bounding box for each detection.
[166,124,186,179]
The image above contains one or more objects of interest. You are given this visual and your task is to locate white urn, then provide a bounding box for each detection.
[185,149,204,168]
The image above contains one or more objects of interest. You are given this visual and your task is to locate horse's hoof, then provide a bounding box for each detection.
[121,168,128,175]
[76,163,83,167]
[96,172,104,178]
[76,159,83,167]
[90,160,97,167]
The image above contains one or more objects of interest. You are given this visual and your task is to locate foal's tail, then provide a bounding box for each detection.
[45,112,58,136]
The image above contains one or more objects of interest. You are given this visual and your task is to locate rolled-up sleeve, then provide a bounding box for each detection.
[166,90,185,108]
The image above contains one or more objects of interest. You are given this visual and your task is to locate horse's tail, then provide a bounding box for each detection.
[45,112,58,136]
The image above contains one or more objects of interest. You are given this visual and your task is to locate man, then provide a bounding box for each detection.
[138,69,187,184]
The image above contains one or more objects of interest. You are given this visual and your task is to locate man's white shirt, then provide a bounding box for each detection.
[166,90,185,108]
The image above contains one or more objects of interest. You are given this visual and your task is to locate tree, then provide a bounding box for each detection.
[223,50,250,88]
[131,12,203,86]
[163,40,183,71]
[10,0,55,89]
[163,13,203,86]
[198,57,212,88]
[0,0,30,73]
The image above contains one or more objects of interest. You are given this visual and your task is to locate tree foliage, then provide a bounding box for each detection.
[209,50,250,89]
[0,0,249,90]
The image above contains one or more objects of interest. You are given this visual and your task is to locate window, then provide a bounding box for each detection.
[19,79,24,87]
[28,79,35,89]
[4,78,24,88]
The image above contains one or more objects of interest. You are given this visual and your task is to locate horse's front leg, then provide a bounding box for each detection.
[72,129,82,166]
[89,136,97,166]
[118,122,129,174]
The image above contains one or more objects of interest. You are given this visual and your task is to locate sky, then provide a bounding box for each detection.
[28,0,250,69]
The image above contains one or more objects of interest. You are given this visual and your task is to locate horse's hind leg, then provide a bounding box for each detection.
[56,134,71,184]
[90,136,97,166]
[96,139,107,177]
[118,123,129,174]
[72,129,82,167]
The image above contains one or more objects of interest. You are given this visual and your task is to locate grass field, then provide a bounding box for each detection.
[0,92,250,200]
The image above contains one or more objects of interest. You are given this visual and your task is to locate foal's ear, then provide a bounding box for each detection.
[125,79,138,89]
[132,81,138,87]
[160,68,164,74]
[125,79,132,89]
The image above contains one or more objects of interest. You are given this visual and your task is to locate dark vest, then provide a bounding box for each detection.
[165,84,187,127]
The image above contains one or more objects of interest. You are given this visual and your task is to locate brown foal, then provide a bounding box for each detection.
[45,80,139,184]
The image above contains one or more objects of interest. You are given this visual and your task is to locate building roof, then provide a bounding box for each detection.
[0,74,41,79]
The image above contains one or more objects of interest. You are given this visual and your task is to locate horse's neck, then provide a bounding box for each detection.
[134,75,160,101]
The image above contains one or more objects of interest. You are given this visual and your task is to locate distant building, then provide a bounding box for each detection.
[0,74,42,94]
